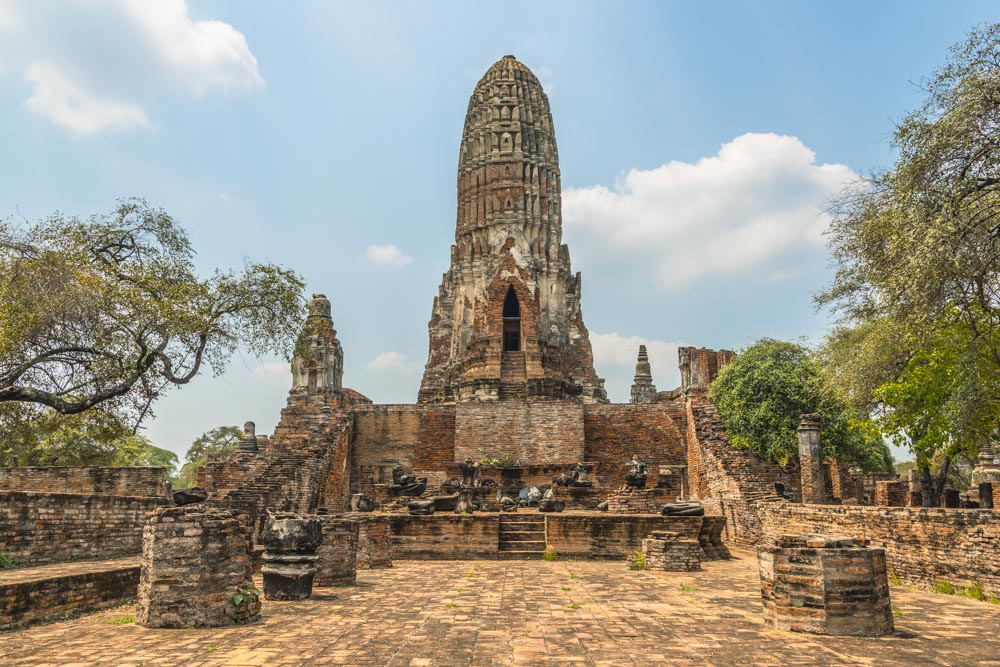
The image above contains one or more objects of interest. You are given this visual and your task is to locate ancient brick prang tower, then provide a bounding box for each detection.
[419,55,606,404]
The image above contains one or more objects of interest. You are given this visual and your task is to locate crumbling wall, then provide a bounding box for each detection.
[0,466,168,497]
[685,396,800,547]
[583,402,687,488]
[758,503,1000,598]
[0,491,164,565]
[454,399,585,464]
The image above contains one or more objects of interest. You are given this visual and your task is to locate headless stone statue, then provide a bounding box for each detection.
[458,458,481,488]
[391,465,427,497]
[625,456,647,488]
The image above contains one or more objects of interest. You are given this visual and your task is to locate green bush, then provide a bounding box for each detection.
[933,580,955,595]
[0,553,18,569]
[627,550,645,570]
[541,548,558,562]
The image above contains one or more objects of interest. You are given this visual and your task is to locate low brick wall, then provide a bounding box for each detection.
[390,514,501,559]
[351,514,393,569]
[0,466,167,497]
[0,492,164,566]
[759,502,1000,597]
[315,516,359,586]
[0,560,140,630]
[545,514,702,559]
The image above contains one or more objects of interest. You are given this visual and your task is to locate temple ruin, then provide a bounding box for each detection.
[2,56,999,647]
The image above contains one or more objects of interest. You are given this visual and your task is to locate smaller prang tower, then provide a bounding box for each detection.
[629,345,657,404]
[291,294,343,395]
[418,56,606,404]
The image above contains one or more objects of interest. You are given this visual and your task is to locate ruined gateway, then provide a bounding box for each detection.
[197,56,792,542]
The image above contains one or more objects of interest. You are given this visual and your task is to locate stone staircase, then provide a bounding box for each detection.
[499,351,527,399]
[498,513,546,559]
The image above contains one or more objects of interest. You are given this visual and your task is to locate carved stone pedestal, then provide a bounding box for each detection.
[260,513,323,601]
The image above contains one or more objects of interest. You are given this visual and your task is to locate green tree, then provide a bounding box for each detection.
[709,338,892,472]
[0,402,177,477]
[174,425,241,489]
[817,24,1000,504]
[0,199,304,425]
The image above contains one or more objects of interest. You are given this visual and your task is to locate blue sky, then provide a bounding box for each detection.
[1,1,995,460]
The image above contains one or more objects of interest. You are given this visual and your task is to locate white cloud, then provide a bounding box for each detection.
[366,243,413,268]
[564,133,859,289]
[367,351,419,374]
[2,0,263,133]
[24,62,151,134]
[590,332,687,401]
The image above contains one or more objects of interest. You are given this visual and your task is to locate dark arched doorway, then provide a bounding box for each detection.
[502,285,521,352]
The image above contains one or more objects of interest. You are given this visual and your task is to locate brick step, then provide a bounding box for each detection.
[501,529,545,538]
[498,551,545,560]
[500,540,546,550]
[500,533,545,544]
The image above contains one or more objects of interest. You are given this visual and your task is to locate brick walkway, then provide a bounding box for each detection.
[2,550,999,666]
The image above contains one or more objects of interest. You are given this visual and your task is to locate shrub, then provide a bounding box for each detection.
[542,548,558,562]
[0,553,18,569]
[627,550,646,571]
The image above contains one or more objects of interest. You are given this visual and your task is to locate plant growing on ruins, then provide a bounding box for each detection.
[710,338,892,471]
[542,548,558,561]
[0,199,304,426]
[0,552,18,569]
[627,550,645,571]
[232,584,260,609]
[933,581,956,595]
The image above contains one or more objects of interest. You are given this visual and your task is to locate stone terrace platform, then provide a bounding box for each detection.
[3,550,1000,666]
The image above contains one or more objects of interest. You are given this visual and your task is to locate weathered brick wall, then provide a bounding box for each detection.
[314,516,359,586]
[390,514,501,559]
[0,491,164,565]
[758,502,1000,598]
[583,402,687,488]
[0,561,140,630]
[454,399,585,464]
[875,480,907,507]
[352,514,393,569]
[136,506,259,628]
[545,514,702,559]
[351,404,457,488]
[413,406,457,471]
[685,396,799,547]
[205,393,357,538]
[0,466,167,497]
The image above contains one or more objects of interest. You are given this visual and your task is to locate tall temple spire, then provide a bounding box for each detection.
[630,345,657,404]
[418,55,605,403]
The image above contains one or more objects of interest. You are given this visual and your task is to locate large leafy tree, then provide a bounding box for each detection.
[0,402,178,476]
[0,199,304,425]
[817,24,1000,505]
[174,425,241,488]
[709,338,893,472]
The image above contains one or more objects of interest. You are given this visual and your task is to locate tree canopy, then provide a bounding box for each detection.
[174,425,241,488]
[0,402,178,476]
[0,199,304,425]
[709,338,893,472]
[816,24,1000,505]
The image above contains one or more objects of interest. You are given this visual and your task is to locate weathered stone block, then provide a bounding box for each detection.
[136,506,259,628]
[314,516,359,587]
[642,531,701,571]
[758,534,893,637]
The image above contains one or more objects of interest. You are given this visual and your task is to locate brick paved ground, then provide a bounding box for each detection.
[2,549,999,666]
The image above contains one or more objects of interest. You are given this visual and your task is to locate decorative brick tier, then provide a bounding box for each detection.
[758,534,893,637]
[642,531,701,571]
[351,514,393,569]
[314,516,359,587]
[606,487,660,513]
[136,506,260,628]
[0,558,139,630]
